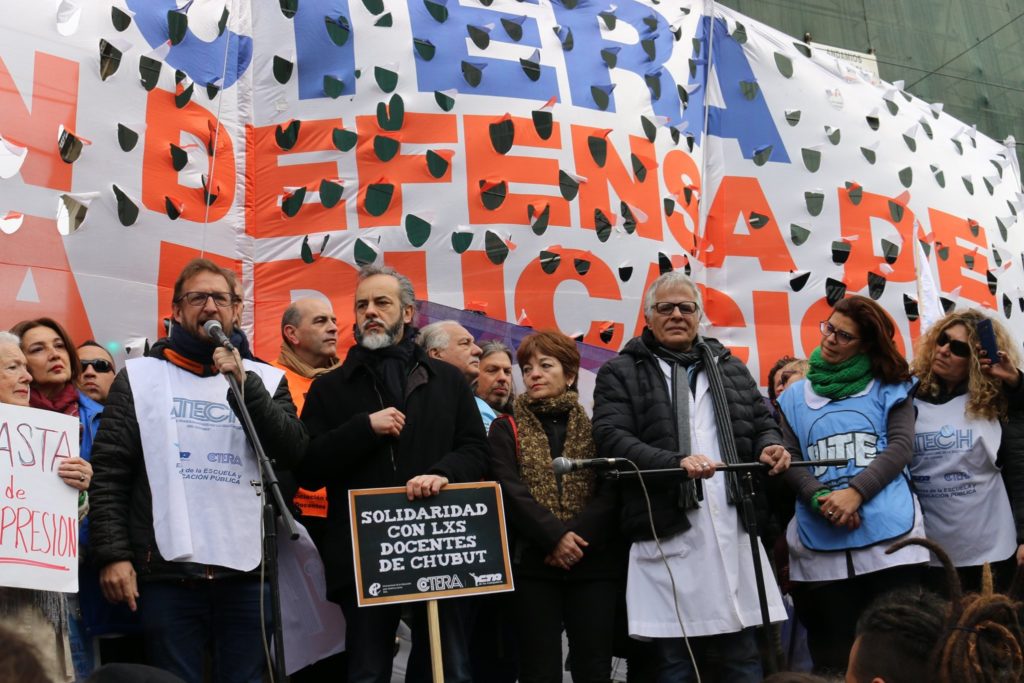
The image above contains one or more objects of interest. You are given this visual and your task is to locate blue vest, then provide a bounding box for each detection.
[476,396,498,432]
[779,379,916,551]
[78,390,103,462]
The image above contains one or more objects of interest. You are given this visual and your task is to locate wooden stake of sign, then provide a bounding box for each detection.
[427,599,443,683]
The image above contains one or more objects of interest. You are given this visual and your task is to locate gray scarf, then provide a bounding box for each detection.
[651,336,743,506]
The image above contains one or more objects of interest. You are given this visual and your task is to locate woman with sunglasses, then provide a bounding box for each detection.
[909,309,1024,593]
[10,318,100,678]
[776,296,928,673]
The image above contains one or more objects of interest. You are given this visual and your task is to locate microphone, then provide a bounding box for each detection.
[202,319,235,352]
[552,457,630,475]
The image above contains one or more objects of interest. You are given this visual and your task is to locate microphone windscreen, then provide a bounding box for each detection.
[203,319,224,335]
[551,457,573,475]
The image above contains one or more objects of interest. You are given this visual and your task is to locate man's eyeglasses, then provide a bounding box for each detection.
[653,301,699,316]
[81,359,114,373]
[936,331,972,358]
[176,291,236,308]
[820,321,859,345]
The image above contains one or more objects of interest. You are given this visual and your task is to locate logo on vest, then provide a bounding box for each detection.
[807,431,876,477]
[914,425,973,454]
[207,452,242,466]
[171,398,238,426]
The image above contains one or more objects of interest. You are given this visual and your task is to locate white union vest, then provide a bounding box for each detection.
[911,395,1017,567]
[128,357,284,572]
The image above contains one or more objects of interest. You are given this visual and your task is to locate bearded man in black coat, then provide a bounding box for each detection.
[298,265,489,683]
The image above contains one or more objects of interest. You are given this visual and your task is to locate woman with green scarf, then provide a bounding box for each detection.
[776,295,928,674]
[488,330,622,683]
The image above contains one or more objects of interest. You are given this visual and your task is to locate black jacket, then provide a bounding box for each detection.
[592,334,782,541]
[297,343,489,601]
[89,340,307,582]
[489,411,623,581]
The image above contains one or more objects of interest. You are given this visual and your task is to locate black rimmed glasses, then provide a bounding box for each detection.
[653,301,699,316]
[820,321,859,345]
[936,331,972,358]
[176,291,236,308]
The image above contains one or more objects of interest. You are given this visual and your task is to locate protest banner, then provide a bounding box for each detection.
[349,481,513,607]
[0,403,79,593]
[0,1,1021,382]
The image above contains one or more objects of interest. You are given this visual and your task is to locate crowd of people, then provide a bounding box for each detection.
[1,257,1023,683]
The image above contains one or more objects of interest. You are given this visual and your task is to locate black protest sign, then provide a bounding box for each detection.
[349,482,513,606]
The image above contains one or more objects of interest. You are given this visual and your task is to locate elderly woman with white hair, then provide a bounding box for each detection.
[0,330,91,682]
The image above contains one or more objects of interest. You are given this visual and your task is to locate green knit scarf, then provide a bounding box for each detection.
[806,347,873,399]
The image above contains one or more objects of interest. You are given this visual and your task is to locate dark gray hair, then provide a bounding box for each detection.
[358,265,416,311]
[479,340,512,363]
[416,320,456,353]
[643,271,703,319]
[0,331,20,347]
[280,303,303,335]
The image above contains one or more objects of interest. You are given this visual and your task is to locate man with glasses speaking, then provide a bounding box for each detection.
[592,271,791,682]
[89,258,307,683]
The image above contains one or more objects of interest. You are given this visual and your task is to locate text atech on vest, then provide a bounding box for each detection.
[914,426,974,453]
[170,398,239,425]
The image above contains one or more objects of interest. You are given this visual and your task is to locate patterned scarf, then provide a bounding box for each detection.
[807,347,873,399]
[513,391,595,521]
[29,382,79,416]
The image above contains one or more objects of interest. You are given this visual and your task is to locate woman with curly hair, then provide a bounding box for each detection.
[777,295,929,673]
[909,309,1024,593]
[488,330,622,682]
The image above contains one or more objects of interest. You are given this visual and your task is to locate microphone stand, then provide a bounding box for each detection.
[224,369,300,683]
[605,458,848,675]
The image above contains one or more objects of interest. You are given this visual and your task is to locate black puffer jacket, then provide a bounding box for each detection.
[89,340,307,581]
[296,343,489,601]
[592,332,782,541]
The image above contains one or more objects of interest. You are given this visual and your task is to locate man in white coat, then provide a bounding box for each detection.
[592,271,791,682]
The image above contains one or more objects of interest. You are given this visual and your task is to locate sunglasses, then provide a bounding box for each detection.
[936,331,971,358]
[81,358,115,373]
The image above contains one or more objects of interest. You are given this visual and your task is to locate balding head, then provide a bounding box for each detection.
[281,298,339,369]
